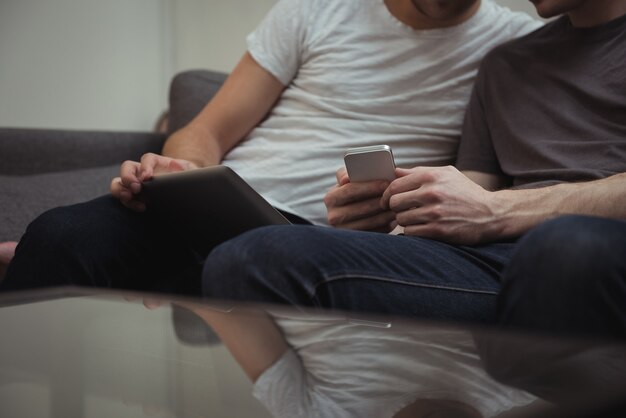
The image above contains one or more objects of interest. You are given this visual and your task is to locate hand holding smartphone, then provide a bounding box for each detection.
[344,145,396,182]
[325,145,397,232]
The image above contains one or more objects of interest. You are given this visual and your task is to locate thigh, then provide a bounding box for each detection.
[203,226,516,322]
[4,195,203,293]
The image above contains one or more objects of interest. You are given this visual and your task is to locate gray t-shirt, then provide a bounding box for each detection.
[456,13,626,189]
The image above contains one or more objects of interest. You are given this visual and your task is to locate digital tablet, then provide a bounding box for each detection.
[140,166,291,250]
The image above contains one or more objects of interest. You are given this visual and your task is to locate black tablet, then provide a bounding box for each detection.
[140,166,291,250]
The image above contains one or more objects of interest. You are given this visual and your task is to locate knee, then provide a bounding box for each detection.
[3,205,94,289]
[18,197,120,262]
[504,215,624,292]
[499,215,626,334]
[202,227,271,293]
[21,206,79,253]
[202,225,324,304]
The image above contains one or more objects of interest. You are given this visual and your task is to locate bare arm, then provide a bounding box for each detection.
[381,166,626,245]
[111,52,285,210]
[162,52,285,167]
[492,172,626,239]
[188,306,289,382]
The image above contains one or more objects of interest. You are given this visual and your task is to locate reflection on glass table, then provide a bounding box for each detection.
[0,287,624,418]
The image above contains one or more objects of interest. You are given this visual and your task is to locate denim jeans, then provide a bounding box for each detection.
[203,225,515,323]
[2,196,205,294]
[1,195,310,294]
[5,196,625,337]
[203,215,626,333]
[498,215,626,338]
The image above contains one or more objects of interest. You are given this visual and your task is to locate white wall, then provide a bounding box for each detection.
[0,0,540,132]
[497,0,541,17]
[0,0,171,131]
[170,0,277,75]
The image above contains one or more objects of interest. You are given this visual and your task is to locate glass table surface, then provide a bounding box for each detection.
[0,287,624,418]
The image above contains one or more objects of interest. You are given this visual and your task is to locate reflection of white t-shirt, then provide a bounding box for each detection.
[221,0,541,225]
[252,316,536,418]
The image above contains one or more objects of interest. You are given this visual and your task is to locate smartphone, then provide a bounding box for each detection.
[344,145,396,182]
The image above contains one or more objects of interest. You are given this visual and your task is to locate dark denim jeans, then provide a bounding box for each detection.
[498,215,626,338]
[203,224,514,323]
[2,196,205,294]
[4,194,626,337]
[203,215,626,334]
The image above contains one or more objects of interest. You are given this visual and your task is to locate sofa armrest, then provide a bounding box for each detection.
[0,128,166,176]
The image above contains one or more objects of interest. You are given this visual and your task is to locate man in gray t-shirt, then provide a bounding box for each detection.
[199,0,626,340]
[457,9,626,189]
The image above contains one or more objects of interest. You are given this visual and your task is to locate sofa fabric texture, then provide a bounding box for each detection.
[167,70,227,135]
[0,70,226,243]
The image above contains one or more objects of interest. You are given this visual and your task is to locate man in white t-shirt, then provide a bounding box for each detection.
[199,0,626,337]
[2,0,540,293]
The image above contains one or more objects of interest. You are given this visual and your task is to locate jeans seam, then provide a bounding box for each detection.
[311,273,499,302]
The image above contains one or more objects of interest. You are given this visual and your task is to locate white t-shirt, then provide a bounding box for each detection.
[252,315,536,418]
[222,0,541,225]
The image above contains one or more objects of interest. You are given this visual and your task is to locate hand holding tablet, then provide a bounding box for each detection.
[139,165,290,250]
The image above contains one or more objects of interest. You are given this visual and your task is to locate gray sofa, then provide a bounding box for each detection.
[0,70,227,244]
[0,70,227,343]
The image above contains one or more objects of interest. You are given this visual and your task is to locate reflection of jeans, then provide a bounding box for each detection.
[204,215,626,331]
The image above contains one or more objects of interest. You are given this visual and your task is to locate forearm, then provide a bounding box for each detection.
[161,123,223,168]
[190,306,289,382]
[161,53,285,168]
[493,173,626,238]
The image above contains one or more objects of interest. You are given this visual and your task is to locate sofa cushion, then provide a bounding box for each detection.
[167,70,228,135]
[0,165,119,242]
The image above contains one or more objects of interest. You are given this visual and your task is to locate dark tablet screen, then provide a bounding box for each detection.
[140,166,291,251]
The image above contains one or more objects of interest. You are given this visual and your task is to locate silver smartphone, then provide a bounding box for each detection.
[344,145,396,182]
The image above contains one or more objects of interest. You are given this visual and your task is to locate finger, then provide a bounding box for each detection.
[386,189,429,213]
[338,211,397,232]
[381,167,435,208]
[327,196,389,227]
[336,167,349,185]
[326,181,389,208]
[111,177,134,202]
[112,179,146,212]
[140,154,199,180]
[119,160,142,191]
[395,167,414,177]
[139,153,175,180]
[394,206,433,227]
[110,177,123,198]
[168,159,191,173]
[143,298,164,310]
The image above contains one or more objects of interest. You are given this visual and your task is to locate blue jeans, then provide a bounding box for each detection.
[203,215,626,334]
[203,225,514,323]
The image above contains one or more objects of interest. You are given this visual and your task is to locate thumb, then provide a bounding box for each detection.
[336,167,349,185]
[168,159,190,172]
[395,167,413,178]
